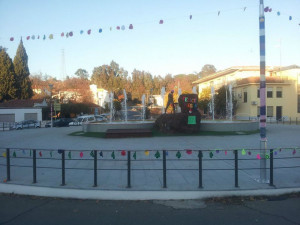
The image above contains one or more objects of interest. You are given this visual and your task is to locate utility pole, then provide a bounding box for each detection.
[259,0,267,182]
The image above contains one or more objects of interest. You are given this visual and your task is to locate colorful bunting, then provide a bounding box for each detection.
[90,151,95,158]
[292,149,296,155]
[248,151,251,156]
[111,151,115,159]
[144,150,149,156]
[66,32,69,38]
[2,152,7,157]
[43,35,46,40]
[39,151,42,157]
[241,149,246,155]
[159,20,163,24]
[26,36,30,40]
[275,151,278,156]
[80,152,83,158]
[265,154,270,159]
[13,151,16,157]
[99,151,103,157]
[264,7,269,12]
[289,16,292,21]
[116,26,120,30]
[69,31,73,37]
[189,15,192,20]
[225,150,227,156]
[176,151,181,159]
[87,29,91,35]
[155,151,160,158]
[10,37,14,41]
[49,34,53,39]
[209,152,213,158]
[256,154,261,160]
[121,150,126,156]
[31,35,35,40]
[277,11,280,16]
[216,150,220,154]
[61,32,64,37]
[68,151,72,159]
[243,7,247,11]
[80,30,84,34]
[129,24,133,29]
[186,149,192,155]
[218,11,220,16]
[58,149,63,154]
[99,28,102,33]
[133,151,137,160]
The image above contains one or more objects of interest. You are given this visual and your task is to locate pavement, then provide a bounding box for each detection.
[0,124,299,200]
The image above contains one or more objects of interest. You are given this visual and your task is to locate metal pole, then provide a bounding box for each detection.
[259,0,267,183]
[163,150,167,188]
[93,150,97,187]
[270,149,274,186]
[6,148,10,181]
[33,149,37,183]
[234,150,239,188]
[61,150,65,186]
[198,151,203,188]
[127,151,131,188]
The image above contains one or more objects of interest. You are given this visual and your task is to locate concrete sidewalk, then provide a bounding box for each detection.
[0,124,299,200]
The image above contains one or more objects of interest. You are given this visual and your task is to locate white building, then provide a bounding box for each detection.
[0,99,47,122]
[90,84,110,107]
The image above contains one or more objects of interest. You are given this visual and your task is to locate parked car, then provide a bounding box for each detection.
[12,120,41,130]
[46,118,74,127]
[68,115,96,126]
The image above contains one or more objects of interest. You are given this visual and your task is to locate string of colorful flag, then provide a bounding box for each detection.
[6,5,299,42]
[1,148,299,160]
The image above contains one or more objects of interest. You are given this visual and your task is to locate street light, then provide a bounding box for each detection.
[49,84,53,128]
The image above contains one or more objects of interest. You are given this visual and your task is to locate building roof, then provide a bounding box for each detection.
[0,99,47,108]
[192,65,300,85]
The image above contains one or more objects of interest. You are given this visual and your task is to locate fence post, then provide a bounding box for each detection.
[234,150,239,188]
[127,151,131,188]
[93,150,97,187]
[33,149,37,183]
[198,150,203,188]
[163,150,167,188]
[61,150,65,186]
[6,148,10,181]
[269,149,274,186]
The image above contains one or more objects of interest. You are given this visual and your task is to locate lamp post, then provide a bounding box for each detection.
[259,0,267,182]
[49,84,53,128]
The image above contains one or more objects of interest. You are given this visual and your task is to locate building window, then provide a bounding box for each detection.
[267,87,273,98]
[298,95,300,113]
[257,106,260,117]
[276,87,282,98]
[267,106,273,117]
[257,88,260,98]
[243,91,247,103]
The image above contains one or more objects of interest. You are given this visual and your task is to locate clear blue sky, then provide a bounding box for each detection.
[0,0,299,80]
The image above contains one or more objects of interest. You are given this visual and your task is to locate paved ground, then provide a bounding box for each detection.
[0,124,299,196]
[0,194,299,225]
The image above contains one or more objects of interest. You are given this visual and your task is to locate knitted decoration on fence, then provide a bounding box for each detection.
[155,151,160,159]
[133,151,137,160]
[176,151,181,159]
[111,151,115,159]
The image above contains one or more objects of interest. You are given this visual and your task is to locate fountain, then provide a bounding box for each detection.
[161,87,166,114]
[109,92,114,123]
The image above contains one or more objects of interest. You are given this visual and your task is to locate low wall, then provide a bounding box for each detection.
[84,120,259,133]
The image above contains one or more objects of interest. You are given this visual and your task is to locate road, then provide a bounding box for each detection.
[0,194,299,225]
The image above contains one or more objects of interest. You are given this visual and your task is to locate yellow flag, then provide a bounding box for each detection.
[2,152,6,157]
[144,150,149,156]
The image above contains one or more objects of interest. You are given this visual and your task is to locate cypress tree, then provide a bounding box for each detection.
[13,39,33,99]
[0,47,17,102]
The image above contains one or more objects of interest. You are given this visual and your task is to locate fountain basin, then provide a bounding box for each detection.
[83,120,258,133]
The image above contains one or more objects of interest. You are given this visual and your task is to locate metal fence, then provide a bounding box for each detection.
[1,148,299,190]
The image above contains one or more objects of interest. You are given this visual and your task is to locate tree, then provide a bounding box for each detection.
[0,47,17,102]
[199,64,217,78]
[214,85,227,117]
[198,87,211,114]
[13,39,33,99]
[75,69,89,80]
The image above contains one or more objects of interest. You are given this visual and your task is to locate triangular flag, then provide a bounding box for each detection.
[176,151,181,159]
[264,7,269,12]
[269,8,272,12]
[68,151,71,159]
[289,16,292,20]
[69,32,73,37]
[129,24,133,29]
[144,150,149,156]
[13,151,16,157]
[58,149,63,154]
[248,151,251,155]
[99,28,102,33]
[31,35,35,40]
[80,30,84,34]
[66,33,69,38]
[26,36,30,40]
[275,151,278,156]
[133,151,137,160]
[90,151,95,158]
[265,154,270,159]
[225,150,227,155]
[277,11,280,16]
[293,149,296,155]
[37,35,40,39]
[43,35,46,40]
[241,149,246,155]
[2,152,6,157]
[116,26,120,30]
[111,151,115,159]
[243,7,247,11]
[186,149,192,155]
[99,151,103,157]
[80,152,83,158]
[61,32,64,37]
[49,34,53,39]
[10,37,14,41]
[256,154,261,160]
[189,15,192,20]
[155,151,160,158]
[159,19,163,24]
[39,151,42,157]
[87,29,91,35]
[209,152,213,158]
[121,150,126,156]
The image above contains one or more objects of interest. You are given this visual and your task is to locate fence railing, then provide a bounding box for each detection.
[0,148,299,189]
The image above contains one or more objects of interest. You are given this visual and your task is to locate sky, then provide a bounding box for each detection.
[0,0,299,80]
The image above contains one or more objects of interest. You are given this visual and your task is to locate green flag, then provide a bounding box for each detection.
[111,151,115,159]
[90,151,95,158]
[176,151,181,159]
[13,151,16,157]
[133,151,137,160]
[68,151,72,159]
[155,151,160,159]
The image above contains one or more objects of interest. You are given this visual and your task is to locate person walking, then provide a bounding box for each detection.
[165,90,175,114]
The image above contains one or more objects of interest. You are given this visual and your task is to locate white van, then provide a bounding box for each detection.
[69,115,96,126]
